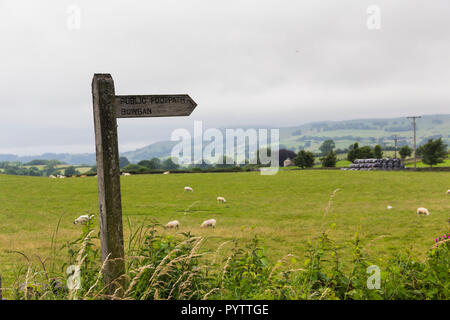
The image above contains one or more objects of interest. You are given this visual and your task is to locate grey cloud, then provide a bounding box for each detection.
[0,0,449,154]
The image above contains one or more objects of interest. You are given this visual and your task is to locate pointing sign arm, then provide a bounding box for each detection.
[115,95,197,118]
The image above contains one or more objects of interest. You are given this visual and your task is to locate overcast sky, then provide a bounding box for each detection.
[0,0,449,155]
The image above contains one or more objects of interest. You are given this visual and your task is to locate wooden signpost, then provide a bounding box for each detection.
[92,74,197,295]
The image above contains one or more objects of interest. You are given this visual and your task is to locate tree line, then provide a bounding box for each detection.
[282,138,448,169]
[0,138,447,177]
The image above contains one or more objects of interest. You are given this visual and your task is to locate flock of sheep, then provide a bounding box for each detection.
[52,170,168,179]
[50,170,166,179]
[70,176,449,231]
[386,205,431,216]
[49,174,66,179]
[72,185,227,230]
[387,189,450,216]
[165,186,225,229]
[50,174,93,179]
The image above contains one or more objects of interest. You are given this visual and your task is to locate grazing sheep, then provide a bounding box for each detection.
[217,196,226,203]
[200,218,216,228]
[73,214,94,225]
[165,220,180,229]
[184,186,194,192]
[387,205,393,210]
[163,171,170,175]
[447,189,450,195]
[58,175,66,179]
[49,175,56,179]
[417,207,430,216]
[122,172,131,176]
[80,175,87,178]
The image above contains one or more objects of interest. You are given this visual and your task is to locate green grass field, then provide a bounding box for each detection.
[405,158,450,168]
[0,170,449,288]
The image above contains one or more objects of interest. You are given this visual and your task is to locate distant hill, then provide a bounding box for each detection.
[123,114,450,162]
[280,114,450,153]
[122,141,178,163]
[1,114,449,165]
[0,153,96,166]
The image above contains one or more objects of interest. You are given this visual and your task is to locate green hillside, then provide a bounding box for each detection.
[281,114,450,153]
[123,114,450,162]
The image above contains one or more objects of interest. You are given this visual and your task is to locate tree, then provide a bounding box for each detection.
[256,147,271,166]
[278,149,297,167]
[28,167,41,176]
[190,161,213,170]
[347,143,375,162]
[122,164,147,173]
[417,138,448,167]
[215,156,235,168]
[358,146,375,159]
[64,166,79,176]
[138,158,161,170]
[373,145,383,159]
[43,164,59,177]
[399,145,412,160]
[119,157,130,168]
[162,158,180,170]
[294,150,315,169]
[137,160,151,168]
[321,150,337,168]
[347,143,360,162]
[319,140,335,156]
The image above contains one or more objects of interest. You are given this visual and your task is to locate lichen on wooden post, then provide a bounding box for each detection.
[92,74,125,296]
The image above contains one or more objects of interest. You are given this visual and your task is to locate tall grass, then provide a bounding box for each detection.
[2,192,449,300]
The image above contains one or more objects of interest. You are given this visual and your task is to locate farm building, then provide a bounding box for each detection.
[284,158,294,167]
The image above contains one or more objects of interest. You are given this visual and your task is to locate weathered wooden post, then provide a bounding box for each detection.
[92,74,125,295]
[92,73,197,296]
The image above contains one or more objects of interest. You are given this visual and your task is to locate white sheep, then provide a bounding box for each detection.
[122,172,131,176]
[73,214,94,225]
[184,186,194,192]
[217,196,226,203]
[417,207,430,216]
[58,175,66,179]
[387,205,393,210]
[165,220,180,229]
[200,218,216,228]
[49,175,56,179]
[446,189,450,195]
[163,171,170,175]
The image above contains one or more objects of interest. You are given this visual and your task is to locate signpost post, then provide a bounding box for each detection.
[92,74,197,295]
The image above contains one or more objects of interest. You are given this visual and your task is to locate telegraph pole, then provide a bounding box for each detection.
[394,135,398,159]
[407,116,421,170]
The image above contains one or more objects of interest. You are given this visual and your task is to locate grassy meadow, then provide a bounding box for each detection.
[0,170,449,290]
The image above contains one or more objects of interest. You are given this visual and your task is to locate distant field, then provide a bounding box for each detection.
[0,170,449,288]
[405,158,450,168]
